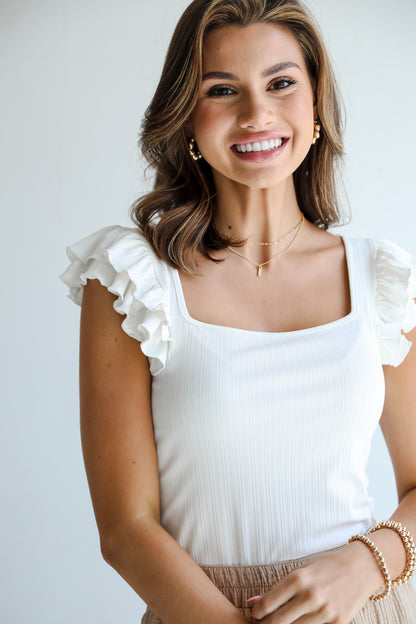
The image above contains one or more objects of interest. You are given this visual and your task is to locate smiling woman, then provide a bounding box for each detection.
[60,1,416,623]
[132,0,344,271]
[190,24,315,192]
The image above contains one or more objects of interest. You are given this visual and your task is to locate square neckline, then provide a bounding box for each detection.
[170,236,357,336]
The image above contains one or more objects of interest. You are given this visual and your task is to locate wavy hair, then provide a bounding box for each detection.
[131,0,346,272]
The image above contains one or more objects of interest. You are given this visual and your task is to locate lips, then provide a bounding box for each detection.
[230,135,289,162]
[234,138,285,153]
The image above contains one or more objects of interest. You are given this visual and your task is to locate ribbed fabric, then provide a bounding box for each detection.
[60,226,416,567]
[151,236,414,564]
[141,556,416,623]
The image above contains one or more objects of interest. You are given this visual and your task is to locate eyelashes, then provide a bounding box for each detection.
[207,86,236,97]
[269,77,296,90]
[206,77,297,98]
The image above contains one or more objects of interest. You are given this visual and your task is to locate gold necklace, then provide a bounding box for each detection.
[227,214,304,277]
[246,215,304,246]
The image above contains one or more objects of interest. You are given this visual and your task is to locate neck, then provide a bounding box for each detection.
[212,174,303,243]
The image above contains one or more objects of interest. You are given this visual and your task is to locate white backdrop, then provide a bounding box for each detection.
[1,1,415,622]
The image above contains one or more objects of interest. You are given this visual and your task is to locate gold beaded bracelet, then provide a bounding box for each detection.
[348,534,392,601]
[367,520,416,587]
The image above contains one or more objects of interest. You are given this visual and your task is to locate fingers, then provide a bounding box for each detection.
[251,594,308,623]
[251,603,332,624]
[290,608,332,624]
[248,568,335,624]
[247,596,262,607]
[248,574,296,620]
[249,569,306,620]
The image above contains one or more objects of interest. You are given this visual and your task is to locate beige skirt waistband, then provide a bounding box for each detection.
[141,554,416,623]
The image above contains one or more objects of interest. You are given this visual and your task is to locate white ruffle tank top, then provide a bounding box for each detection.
[60,226,416,566]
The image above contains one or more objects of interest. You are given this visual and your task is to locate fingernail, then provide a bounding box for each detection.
[247,595,262,604]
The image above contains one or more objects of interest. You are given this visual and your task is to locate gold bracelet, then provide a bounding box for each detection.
[348,534,392,601]
[367,520,416,586]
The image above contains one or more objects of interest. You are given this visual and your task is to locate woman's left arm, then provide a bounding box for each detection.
[374,324,416,576]
[250,327,416,624]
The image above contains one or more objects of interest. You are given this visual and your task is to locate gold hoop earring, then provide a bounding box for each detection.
[188,138,202,161]
[312,120,321,145]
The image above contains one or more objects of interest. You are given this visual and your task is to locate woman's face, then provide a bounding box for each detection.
[189,22,315,190]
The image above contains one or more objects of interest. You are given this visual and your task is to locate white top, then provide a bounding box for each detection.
[61,225,416,565]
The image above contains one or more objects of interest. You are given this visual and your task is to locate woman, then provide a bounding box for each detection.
[61,1,416,622]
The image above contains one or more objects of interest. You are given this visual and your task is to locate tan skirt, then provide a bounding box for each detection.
[141,554,416,623]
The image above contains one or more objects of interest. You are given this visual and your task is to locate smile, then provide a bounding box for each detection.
[234,138,284,153]
[231,136,289,163]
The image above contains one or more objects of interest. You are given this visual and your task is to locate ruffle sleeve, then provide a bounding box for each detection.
[59,225,174,375]
[374,239,416,366]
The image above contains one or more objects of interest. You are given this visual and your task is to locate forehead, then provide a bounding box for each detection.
[202,22,307,74]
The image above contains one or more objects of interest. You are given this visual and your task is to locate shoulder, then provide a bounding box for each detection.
[63,224,166,279]
[60,224,170,301]
[345,235,416,367]
[344,235,415,301]
[60,224,174,375]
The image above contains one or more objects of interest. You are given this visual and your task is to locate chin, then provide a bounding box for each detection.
[236,171,291,190]
[212,162,295,191]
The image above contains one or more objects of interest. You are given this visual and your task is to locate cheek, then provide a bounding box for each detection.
[191,104,232,144]
[191,105,213,134]
[287,96,314,122]
[283,95,314,143]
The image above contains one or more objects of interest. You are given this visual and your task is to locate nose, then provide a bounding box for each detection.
[237,91,275,130]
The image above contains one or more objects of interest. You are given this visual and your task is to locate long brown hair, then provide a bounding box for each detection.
[131,0,345,273]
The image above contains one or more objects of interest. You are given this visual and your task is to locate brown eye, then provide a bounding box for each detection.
[207,86,236,97]
[269,78,296,91]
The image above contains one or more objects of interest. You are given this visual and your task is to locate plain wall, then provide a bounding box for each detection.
[1,1,415,622]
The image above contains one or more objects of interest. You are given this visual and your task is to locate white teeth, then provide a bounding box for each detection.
[235,138,284,153]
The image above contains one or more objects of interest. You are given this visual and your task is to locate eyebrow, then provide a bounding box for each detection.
[202,61,301,81]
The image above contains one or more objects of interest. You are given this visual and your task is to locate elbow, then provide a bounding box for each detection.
[98,521,132,567]
[100,534,117,566]
[98,514,158,567]
[99,529,123,567]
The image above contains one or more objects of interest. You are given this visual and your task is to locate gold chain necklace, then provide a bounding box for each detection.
[227,214,304,277]
[246,215,304,245]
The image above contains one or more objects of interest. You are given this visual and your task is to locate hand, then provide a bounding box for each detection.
[247,541,384,623]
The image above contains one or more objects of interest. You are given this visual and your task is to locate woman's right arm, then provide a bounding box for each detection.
[79,279,248,624]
